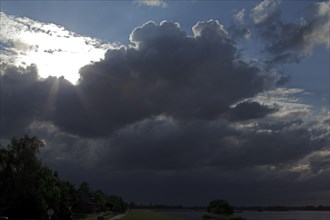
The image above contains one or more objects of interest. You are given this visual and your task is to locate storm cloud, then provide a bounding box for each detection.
[0,20,276,137]
[72,20,274,136]
[0,64,49,137]
[1,14,329,205]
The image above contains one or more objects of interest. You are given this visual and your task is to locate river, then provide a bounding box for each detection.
[164,210,330,220]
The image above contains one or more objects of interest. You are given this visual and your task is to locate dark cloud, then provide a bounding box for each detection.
[226,101,277,121]
[211,127,316,168]
[1,20,327,171]
[28,117,327,205]
[309,152,330,174]
[0,64,87,137]
[0,20,278,138]
[102,114,326,171]
[103,118,234,170]
[39,143,330,205]
[1,17,329,206]
[73,20,274,136]
[0,64,46,137]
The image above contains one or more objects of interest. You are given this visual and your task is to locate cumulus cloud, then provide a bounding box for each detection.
[2,20,327,171]
[0,19,275,138]
[0,64,75,137]
[71,20,274,136]
[0,64,46,137]
[1,14,329,205]
[134,0,167,8]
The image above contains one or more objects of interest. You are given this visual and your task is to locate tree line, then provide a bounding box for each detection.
[0,135,127,220]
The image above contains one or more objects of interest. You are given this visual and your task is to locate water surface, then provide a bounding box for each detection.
[165,210,330,220]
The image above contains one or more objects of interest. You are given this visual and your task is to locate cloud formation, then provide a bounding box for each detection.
[134,0,167,8]
[30,107,329,205]
[256,1,330,63]
[0,64,73,137]
[1,19,275,137]
[253,0,330,64]
[228,0,330,64]
[1,11,329,205]
[73,20,274,136]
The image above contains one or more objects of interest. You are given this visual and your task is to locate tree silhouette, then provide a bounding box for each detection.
[0,135,74,219]
[207,199,234,216]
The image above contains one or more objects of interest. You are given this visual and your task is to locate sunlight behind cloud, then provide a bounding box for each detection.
[0,12,113,84]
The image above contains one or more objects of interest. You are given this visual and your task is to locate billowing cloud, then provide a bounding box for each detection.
[1,12,329,205]
[71,20,274,136]
[0,19,274,137]
[0,64,72,137]
[2,19,327,169]
[0,64,45,137]
[1,20,276,137]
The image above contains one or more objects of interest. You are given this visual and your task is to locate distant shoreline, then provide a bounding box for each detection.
[144,205,330,212]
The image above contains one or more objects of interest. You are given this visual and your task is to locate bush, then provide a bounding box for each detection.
[207,200,233,216]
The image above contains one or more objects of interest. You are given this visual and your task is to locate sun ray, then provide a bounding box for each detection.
[43,77,60,117]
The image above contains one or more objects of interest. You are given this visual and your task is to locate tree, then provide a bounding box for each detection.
[93,190,108,211]
[0,135,128,219]
[59,180,80,212]
[207,199,234,216]
[0,136,48,219]
[107,195,128,213]
[0,135,69,219]
[79,181,92,195]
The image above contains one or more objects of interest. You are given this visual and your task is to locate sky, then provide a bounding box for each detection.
[0,0,329,206]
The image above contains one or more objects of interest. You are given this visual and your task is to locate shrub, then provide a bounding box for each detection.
[207,200,233,216]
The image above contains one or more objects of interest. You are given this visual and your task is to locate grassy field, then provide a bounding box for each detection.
[121,209,186,220]
[72,213,115,220]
